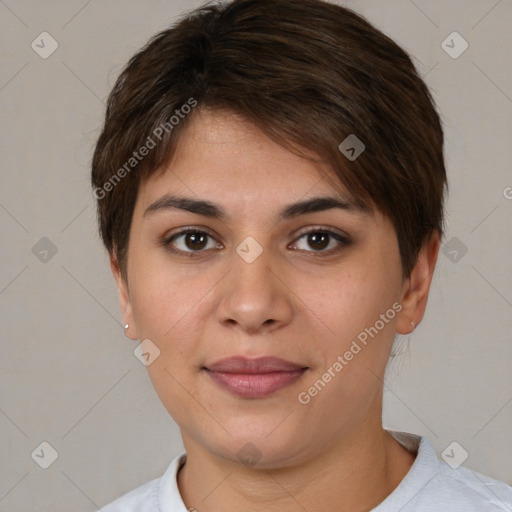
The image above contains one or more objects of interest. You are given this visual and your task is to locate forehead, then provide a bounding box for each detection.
[137,109,358,212]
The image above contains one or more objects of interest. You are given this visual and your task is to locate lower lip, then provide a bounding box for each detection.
[204,369,307,398]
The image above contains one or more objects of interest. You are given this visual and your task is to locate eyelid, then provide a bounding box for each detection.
[165,225,218,239]
[292,225,351,243]
[163,226,222,249]
[163,225,351,256]
[289,226,352,254]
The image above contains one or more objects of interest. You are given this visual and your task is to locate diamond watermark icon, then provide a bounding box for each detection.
[236,442,262,467]
[134,338,161,366]
[442,236,468,263]
[31,441,59,469]
[31,32,59,59]
[441,32,468,59]
[338,134,365,161]
[236,236,263,264]
[441,441,468,469]
[32,237,58,263]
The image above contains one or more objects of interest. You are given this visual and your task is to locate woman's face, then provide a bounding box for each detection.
[115,109,420,467]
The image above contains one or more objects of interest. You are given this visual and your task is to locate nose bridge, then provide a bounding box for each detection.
[230,240,277,302]
[216,239,293,331]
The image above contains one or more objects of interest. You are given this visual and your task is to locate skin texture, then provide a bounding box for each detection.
[112,109,439,511]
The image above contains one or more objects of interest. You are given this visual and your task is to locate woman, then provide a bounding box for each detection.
[92,0,512,510]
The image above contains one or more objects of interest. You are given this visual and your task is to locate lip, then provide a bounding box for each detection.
[203,356,308,398]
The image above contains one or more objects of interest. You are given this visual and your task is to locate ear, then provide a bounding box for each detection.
[396,232,440,335]
[110,253,138,340]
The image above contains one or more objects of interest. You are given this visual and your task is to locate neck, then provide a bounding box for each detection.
[177,420,415,512]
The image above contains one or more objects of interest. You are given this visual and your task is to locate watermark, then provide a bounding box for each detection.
[442,236,468,263]
[504,186,512,200]
[236,236,263,263]
[32,237,58,263]
[441,31,469,60]
[31,31,59,59]
[236,442,263,467]
[338,134,365,161]
[31,441,59,469]
[133,338,161,366]
[441,441,468,469]
[297,302,402,405]
[93,97,198,200]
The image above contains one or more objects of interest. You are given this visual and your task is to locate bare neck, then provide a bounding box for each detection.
[177,425,416,512]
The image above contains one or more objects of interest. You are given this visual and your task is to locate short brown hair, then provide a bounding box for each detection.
[92,0,447,278]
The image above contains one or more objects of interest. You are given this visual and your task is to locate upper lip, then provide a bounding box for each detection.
[204,356,307,374]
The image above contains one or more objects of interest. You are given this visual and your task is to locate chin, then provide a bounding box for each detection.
[197,418,309,469]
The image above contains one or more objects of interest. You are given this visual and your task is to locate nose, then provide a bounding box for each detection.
[216,244,294,335]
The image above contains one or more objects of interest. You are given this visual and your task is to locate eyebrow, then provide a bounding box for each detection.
[143,193,368,221]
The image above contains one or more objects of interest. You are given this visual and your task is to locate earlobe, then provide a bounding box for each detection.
[396,232,440,335]
[110,253,138,340]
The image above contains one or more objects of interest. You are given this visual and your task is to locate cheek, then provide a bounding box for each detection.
[127,260,211,420]
[308,262,399,346]
[129,252,199,335]
[297,271,399,412]
[301,258,402,402]
[128,255,220,373]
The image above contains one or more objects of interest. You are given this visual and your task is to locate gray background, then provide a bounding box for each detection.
[1,0,511,510]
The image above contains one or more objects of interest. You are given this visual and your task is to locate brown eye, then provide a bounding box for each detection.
[292,229,351,253]
[165,229,218,254]
[184,232,208,250]
[307,232,330,251]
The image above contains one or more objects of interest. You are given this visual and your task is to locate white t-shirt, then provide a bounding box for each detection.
[101,432,512,511]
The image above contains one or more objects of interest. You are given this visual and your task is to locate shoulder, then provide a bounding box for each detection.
[430,460,512,510]
[101,477,160,512]
[380,432,512,511]
[100,453,187,512]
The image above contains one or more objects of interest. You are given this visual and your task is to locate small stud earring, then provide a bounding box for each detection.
[124,324,129,330]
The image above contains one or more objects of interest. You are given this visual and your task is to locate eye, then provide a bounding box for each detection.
[164,228,220,254]
[291,229,350,253]
[163,227,351,257]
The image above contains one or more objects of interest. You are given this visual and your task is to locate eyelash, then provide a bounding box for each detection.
[162,227,351,257]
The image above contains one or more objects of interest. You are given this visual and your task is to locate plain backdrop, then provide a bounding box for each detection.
[0,0,511,510]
